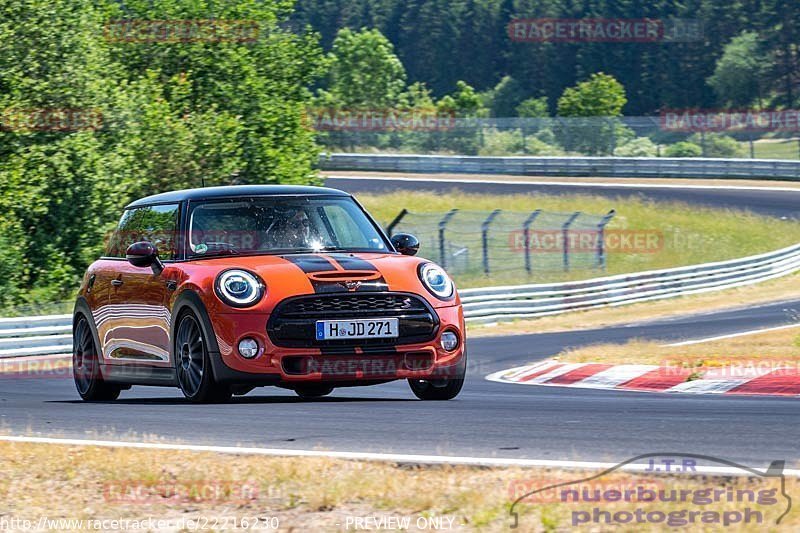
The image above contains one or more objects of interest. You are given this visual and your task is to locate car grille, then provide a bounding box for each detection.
[279,294,425,317]
[267,292,438,348]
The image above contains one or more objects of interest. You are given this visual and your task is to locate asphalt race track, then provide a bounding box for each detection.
[325,175,800,219]
[2,176,800,470]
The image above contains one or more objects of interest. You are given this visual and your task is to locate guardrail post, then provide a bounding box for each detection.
[523,209,542,274]
[438,209,459,269]
[596,209,616,270]
[386,209,409,237]
[562,212,581,272]
[481,209,502,275]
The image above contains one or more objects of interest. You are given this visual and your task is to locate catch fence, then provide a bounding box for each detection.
[387,209,616,276]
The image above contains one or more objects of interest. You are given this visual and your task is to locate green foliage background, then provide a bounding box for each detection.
[293,0,800,114]
[0,0,326,308]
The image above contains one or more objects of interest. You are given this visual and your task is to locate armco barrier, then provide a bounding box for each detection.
[460,242,800,323]
[3,243,800,357]
[0,314,72,358]
[320,153,800,180]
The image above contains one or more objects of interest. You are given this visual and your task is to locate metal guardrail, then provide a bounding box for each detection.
[3,243,800,356]
[320,153,800,180]
[460,242,800,323]
[0,314,72,358]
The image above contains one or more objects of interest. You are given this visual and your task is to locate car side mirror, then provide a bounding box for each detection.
[391,233,420,256]
[126,241,164,275]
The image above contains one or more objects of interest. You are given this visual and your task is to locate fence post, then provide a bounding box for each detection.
[438,209,459,269]
[562,211,581,272]
[386,209,409,237]
[596,209,616,270]
[481,209,502,275]
[523,209,542,274]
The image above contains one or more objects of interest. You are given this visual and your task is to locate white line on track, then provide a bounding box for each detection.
[1,435,797,476]
[326,174,800,194]
[663,323,800,346]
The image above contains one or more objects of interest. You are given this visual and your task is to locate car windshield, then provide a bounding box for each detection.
[187,196,388,257]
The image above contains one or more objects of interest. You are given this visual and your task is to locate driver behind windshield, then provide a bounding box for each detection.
[269,208,314,249]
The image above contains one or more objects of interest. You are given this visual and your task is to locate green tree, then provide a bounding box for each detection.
[516,97,549,118]
[488,76,527,117]
[707,32,769,107]
[436,81,485,154]
[557,73,627,118]
[556,73,628,155]
[323,27,407,108]
[0,0,326,308]
[436,81,484,117]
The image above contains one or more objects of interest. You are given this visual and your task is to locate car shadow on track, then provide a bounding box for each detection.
[48,395,415,405]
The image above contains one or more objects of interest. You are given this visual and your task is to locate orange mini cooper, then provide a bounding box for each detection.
[73,185,465,403]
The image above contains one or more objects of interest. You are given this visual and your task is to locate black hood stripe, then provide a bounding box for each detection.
[326,254,378,272]
[283,254,389,293]
[281,254,336,273]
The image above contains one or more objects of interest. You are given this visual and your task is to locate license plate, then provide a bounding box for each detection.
[315,318,399,340]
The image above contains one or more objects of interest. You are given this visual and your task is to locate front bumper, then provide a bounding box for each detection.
[208,304,465,386]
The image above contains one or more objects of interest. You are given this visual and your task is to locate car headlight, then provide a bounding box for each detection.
[418,263,454,300]
[215,269,264,308]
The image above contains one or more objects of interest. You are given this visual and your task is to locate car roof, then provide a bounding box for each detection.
[126,185,351,208]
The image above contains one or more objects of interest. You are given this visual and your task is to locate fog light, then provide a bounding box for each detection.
[440,331,459,351]
[238,338,260,359]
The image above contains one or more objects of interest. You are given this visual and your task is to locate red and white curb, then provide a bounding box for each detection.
[486,359,800,396]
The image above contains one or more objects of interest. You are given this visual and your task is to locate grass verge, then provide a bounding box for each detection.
[0,441,796,531]
[357,191,800,288]
[468,271,800,337]
[557,320,800,368]
[751,138,800,160]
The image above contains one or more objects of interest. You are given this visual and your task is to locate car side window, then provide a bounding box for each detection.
[106,204,180,259]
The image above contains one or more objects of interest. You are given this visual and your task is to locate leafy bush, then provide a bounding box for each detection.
[614,137,658,157]
[534,128,557,145]
[688,134,747,158]
[478,128,525,155]
[524,137,564,156]
[664,141,703,157]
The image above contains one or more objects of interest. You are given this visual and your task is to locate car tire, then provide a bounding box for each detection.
[174,311,232,404]
[294,385,334,400]
[73,315,122,402]
[408,355,466,401]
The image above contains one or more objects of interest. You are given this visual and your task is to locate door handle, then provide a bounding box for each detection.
[111,279,124,287]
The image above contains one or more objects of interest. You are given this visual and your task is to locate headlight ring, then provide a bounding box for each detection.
[215,269,265,308]
[418,263,454,300]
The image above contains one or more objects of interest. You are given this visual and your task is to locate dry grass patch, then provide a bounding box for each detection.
[469,272,800,337]
[556,321,800,369]
[0,441,797,531]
